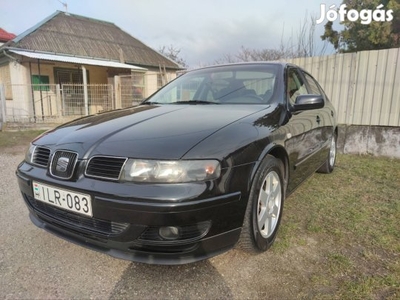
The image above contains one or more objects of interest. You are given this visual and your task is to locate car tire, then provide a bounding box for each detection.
[238,155,285,253]
[317,133,337,174]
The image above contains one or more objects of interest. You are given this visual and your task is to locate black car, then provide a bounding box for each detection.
[16,62,337,265]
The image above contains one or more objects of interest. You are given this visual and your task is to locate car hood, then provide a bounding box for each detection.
[36,104,269,160]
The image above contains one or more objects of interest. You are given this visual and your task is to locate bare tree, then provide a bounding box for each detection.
[290,13,328,58]
[214,53,239,65]
[215,12,328,64]
[159,45,188,68]
[214,46,289,64]
[237,47,290,61]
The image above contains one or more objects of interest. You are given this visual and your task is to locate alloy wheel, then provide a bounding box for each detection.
[257,171,282,238]
[329,137,336,167]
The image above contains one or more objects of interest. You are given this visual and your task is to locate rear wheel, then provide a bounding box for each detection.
[238,155,285,252]
[318,133,337,174]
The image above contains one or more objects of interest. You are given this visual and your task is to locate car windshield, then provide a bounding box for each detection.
[145,64,279,105]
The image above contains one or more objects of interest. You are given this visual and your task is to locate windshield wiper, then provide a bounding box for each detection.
[170,100,219,105]
[142,101,161,105]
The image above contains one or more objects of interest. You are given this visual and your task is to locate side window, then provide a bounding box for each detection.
[303,72,322,95]
[287,68,307,106]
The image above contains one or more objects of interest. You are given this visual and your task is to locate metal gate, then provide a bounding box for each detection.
[61,84,114,116]
[2,75,169,126]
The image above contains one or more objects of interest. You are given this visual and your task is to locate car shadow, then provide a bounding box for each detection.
[109,259,234,299]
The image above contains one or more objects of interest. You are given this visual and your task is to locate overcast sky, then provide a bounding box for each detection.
[1,0,341,67]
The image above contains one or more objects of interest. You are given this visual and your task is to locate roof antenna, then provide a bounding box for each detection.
[58,0,69,14]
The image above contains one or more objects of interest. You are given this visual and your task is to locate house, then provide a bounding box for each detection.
[0,28,16,46]
[0,11,182,123]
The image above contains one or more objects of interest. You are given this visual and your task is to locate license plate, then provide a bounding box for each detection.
[32,181,93,217]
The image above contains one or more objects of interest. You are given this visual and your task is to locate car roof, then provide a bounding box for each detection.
[184,61,300,73]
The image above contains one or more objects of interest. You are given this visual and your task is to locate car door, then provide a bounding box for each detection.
[301,71,334,166]
[284,67,325,192]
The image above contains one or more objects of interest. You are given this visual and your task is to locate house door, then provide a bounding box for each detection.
[56,68,86,116]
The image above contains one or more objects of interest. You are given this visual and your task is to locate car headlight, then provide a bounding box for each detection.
[25,143,36,163]
[121,159,221,183]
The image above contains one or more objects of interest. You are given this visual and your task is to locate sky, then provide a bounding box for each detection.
[0,0,341,67]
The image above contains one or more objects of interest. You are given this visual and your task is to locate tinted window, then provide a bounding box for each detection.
[303,72,322,95]
[287,68,307,106]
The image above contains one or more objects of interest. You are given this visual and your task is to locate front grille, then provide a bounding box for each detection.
[25,195,129,237]
[85,156,127,180]
[50,150,78,179]
[32,146,51,167]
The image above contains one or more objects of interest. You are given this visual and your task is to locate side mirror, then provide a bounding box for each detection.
[293,94,324,111]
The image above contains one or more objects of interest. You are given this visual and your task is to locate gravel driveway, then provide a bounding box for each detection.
[1,150,315,299]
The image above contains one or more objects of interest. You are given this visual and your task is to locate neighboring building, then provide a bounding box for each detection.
[0,11,182,122]
[0,28,16,46]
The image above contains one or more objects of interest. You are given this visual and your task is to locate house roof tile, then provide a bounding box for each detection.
[7,11,181,70]
[0,28,16,42]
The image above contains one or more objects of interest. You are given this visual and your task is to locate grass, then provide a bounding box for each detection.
[276,154,400,299]
[0,130,45,150]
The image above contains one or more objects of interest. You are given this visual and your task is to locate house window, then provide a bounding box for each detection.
[31,75,50,91]
[132,72,145,101]
[54,68,86,84]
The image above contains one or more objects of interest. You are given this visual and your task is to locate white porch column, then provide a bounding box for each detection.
[114,75,122,109]
[82,66,89,115]
[0,83,6,129]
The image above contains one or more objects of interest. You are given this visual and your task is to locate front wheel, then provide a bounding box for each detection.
[238,155,285,252]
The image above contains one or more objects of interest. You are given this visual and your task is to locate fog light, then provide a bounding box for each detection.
[159,226,181,240]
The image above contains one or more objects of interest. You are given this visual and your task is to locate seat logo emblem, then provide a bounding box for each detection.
[56,157,69,173]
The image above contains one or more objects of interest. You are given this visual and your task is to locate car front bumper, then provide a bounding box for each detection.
[16,161,249,265]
